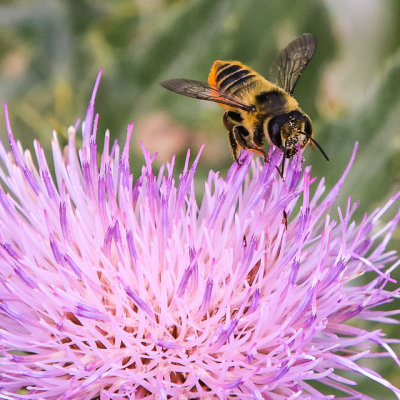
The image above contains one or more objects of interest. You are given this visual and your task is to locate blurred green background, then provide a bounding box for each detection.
[0,0,399,397]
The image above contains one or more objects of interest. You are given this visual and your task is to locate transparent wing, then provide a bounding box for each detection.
[160,79,252,111]
[268,33,316,95]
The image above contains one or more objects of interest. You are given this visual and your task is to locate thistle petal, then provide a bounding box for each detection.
[0,73,399,399]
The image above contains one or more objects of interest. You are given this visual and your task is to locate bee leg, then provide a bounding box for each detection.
[252,128,264,148]
[223,112,268,163]
[251,128,269,161]
[233,126,271,165]
[233,126,251,148]
[224,112,245,164]
[233,125,256,163]
[252,147,268,159]
[277,147,287,180]
[223,111,243,127]
[228,129,241,164]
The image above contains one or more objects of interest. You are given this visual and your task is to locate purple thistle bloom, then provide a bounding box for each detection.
[0,70,400,399]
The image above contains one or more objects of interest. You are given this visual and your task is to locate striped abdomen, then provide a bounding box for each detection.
[208,61,258,96]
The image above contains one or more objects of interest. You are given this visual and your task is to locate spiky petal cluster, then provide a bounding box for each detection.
[0,71,399,400]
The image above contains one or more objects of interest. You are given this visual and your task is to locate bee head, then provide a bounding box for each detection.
[266,110,329,162]
[266,111,312,158]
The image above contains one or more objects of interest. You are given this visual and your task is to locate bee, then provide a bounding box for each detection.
[160,33,329,170]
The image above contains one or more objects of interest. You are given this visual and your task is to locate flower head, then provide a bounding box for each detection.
[0,70,399,399]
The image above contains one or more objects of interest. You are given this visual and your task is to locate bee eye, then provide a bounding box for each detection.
[305,117,312,136]
[267,115,284,148]
[271,122,280,136]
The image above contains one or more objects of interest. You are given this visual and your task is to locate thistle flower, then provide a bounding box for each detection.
[0,71,399,400]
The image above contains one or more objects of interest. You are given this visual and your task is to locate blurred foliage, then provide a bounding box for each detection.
[0,0,400,397]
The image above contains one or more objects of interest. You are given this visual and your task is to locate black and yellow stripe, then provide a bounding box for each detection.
[209,61,256,94]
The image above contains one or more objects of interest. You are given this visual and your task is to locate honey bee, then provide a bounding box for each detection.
[160,33,329,170]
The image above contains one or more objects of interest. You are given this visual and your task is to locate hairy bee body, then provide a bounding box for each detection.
[208,60,292,109]
[161,34,328,165]
[208,60,310,160]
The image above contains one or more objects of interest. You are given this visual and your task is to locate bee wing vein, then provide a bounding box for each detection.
[268,33,316,95]
[160,79,252,111]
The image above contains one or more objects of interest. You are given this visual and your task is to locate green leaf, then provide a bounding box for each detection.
[307,48,400,216]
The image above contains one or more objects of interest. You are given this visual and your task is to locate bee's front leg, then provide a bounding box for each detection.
[233,126,252,149]
[223,111,267,163]
[228,129,241,163]
[233,126,268,161]
[223,111,246,164]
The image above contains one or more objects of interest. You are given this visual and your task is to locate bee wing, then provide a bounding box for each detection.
[160,79,253,112]
[268,33,316,95]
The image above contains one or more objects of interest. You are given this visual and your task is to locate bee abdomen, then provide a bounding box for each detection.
[216,64,241,81]
[209,61,256,94]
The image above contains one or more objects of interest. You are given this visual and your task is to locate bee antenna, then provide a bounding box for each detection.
[301,132,330,161]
